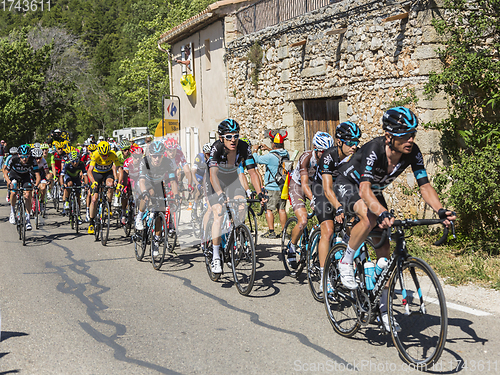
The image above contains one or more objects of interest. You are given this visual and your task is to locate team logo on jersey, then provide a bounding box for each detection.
[366,151,377,166]
[338,184,348,197]
[323,154,333,167]
[416,152,424,166]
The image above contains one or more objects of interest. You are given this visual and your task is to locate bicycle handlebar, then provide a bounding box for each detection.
[247,198,266,216]
[371,218,455,249]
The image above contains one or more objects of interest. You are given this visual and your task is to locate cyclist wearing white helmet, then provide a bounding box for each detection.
[285,131,334,270]
[313,122,362,294]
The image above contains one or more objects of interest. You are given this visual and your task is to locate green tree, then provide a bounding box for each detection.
[425,0,500,252]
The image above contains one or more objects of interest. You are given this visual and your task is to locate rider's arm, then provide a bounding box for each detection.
[419,182,456,225]
[112,163,118,183]
[34,171,41,186]
[182,163,192,186]
[322,174,342,210]
[209,166,223,196]
[87,165,96,184]
[247,167,263,195]
[300,174,313,201]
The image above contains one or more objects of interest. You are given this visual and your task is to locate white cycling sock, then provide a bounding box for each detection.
[10,205,14,214]
[380,288,389,314]
[341,245,355,264]
[289,243,296,253]
[213,244,221,260]
[320,267,324,281]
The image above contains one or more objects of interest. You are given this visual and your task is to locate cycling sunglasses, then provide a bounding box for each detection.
[394,131,417,140]
[342,139,359,147]
[20,155,29,159]
[222,134,239,141]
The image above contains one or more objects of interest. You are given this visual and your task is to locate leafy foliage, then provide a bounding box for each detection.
[425,0,500,252]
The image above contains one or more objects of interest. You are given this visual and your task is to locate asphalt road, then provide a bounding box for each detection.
[0,179,499,375]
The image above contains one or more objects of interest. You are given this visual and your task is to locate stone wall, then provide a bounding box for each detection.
[225,0,451,218]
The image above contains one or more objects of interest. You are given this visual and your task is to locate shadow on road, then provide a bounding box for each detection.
[0,332,28,342]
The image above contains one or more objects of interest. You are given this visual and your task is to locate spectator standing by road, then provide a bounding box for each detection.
[0,140,5,167]
[253,131,290,238]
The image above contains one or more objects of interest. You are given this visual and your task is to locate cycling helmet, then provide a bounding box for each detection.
[382,106,418,135]
[202,142,212,153]
[97,141,110,155]
[150,140,165,156]
[88,143,98,152]
[69,151,79,162]
[336,121,362,141]
[53,141,62,149]
[132,146,144,155]
[239,137,251,146]
[312,131,334,151]
[31,148,43,158]
[18,144,31,156]
[33,142,41,149]
[83,140,90,146]
[164,137,178,149]
[218,119,239,135]
[119,139,131,150]
[40,143,49,150]
[9,147,18,154]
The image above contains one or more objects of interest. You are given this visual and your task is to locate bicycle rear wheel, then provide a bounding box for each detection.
[53,183,60,212]
[281,216,305,278]
[100,200,111,246]
[203,219,220,282]
[324,242,360,337]
[123,201,134,237]
[94,204,101,242]
[307,228,322,302]
[389,257,448,367]
[151,213,168,270]
[231,224,256,296]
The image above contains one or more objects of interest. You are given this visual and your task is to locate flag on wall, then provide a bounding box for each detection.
[180,74,196,96]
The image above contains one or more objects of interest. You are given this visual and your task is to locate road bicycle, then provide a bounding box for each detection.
[12,185,32,246]
[32,186,41,230]
[51,178,61,212]
[93,185,113,246]
[323,216,454,367]
[281,211,319,278]
[121,188,135,237]
[64,186,81,234]
[202,198,256,296]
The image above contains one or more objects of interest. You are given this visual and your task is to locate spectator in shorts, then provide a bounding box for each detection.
[253,131,290,238]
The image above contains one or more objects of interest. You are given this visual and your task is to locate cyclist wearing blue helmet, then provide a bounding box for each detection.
[333,107,456,332]
[4,144,40,230]
[207,118,266,274]
[309,122,361,292]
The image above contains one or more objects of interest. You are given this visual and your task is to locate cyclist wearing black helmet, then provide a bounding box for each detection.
[207,118,265,274]
[333,107,456,332]
[5,144,40,230]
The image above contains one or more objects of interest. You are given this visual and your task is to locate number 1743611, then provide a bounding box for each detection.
[1,0,51,11]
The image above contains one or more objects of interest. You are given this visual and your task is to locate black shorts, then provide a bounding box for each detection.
[206,171,245,206]
[334,175,387,216]
[10,171,33,190]
[92,170,114,185]
[311,181,335,224]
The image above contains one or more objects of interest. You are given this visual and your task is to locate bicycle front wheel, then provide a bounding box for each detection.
[73,197,79,234]
[246,206,258,246]
[324,242,360,337]
[307,228,322,302]
[231,224,256,296]
[20,201,26,246]
[389,257,448,368]
[151,214,168,270]
[100,200,111,246]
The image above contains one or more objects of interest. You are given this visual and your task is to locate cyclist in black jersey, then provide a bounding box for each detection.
[314,122,361,292]
[333,107,456,332]
[208,119,266,274]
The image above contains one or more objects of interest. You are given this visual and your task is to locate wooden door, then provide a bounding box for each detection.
[303,99,340,148]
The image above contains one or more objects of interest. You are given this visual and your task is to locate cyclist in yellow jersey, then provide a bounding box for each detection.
[87,141,118,234]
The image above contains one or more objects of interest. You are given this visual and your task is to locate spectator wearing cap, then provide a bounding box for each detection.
[0,140,5,167]
[252,131,290,238]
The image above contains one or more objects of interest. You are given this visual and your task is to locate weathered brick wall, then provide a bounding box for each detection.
[226,0,451,218]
